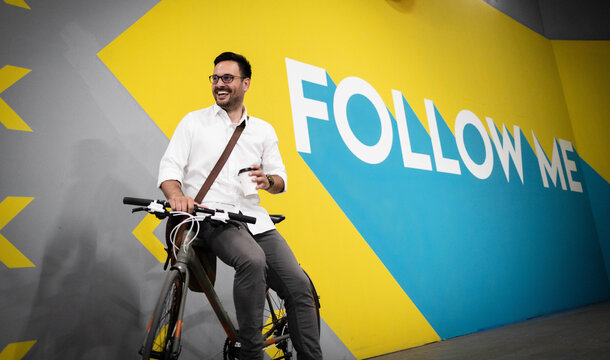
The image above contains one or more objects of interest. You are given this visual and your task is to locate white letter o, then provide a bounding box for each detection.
[333,77,393,164]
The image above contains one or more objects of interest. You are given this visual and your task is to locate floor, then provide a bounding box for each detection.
[368,300,610,360]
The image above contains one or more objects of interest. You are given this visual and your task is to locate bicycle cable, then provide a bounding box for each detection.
[168,211,202,259]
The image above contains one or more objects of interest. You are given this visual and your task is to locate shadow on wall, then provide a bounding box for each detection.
[20,139,144,358]
[385,0,415,13]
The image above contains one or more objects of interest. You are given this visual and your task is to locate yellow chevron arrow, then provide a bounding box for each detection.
[0,340,36,359]
[0,197,35,268]
[3,0,31,10]
[132,214,166,263]
[0,65,32,132]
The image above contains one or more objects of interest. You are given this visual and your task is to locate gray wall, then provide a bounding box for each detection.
[483,0,610,40]
[0,1,352,358]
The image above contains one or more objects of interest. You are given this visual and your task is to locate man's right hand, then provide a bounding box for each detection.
[160,180,196,213]
[168,196,195,214]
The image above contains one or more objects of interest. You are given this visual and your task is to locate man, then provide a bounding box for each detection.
[157,52,322,359]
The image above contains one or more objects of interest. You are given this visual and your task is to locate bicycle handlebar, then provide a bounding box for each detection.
[123,197,257,224]
[123,197,158,207]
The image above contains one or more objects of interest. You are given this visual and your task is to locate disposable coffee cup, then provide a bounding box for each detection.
[238,167,258,197]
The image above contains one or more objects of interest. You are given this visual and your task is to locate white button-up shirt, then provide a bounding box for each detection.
[158,104,287,234]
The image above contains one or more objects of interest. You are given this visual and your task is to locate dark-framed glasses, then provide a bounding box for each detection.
[209,74,245,84]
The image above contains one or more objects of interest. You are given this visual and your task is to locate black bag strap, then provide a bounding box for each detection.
[194,118,246,204]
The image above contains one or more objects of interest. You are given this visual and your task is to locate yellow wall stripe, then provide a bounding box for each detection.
[0,65,32,132]
[0,65,31,93]
[0,234,35,268]
[132,213,166,263]
[551,40,610,182]
[0,99,32,132]
[2,0,31,10]
[0,197,35,268]
[0,341,36,360]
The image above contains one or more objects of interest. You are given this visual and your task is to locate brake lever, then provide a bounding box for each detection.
[131,202,170,220]
[154,211,169,220]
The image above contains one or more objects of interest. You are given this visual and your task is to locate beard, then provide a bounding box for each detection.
[214,87,244,112]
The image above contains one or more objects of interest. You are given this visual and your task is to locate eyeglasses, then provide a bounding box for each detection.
[209,74,246,84]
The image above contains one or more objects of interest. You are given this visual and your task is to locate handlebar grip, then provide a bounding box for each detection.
[123,197,169,208]
[123,197,154,206]
[193,205,214,215]
[228,213,257,224]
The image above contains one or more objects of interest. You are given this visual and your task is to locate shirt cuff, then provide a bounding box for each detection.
[157,169,183,189]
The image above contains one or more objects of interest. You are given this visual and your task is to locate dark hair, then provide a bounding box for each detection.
[214,52,252,79]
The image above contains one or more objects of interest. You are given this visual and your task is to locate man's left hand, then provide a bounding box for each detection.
[248,164,271,191]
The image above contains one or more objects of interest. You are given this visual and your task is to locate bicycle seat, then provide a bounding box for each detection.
[269,214,285,224]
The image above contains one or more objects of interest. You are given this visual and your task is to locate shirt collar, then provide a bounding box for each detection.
[213,104,249,126]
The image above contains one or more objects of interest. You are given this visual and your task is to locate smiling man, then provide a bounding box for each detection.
[157,52,322,359]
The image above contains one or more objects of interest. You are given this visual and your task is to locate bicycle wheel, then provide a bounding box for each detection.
[223,289,289,360]
[140,269,184,360]
[262,288,292,359]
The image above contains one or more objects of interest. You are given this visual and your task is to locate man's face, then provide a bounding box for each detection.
[212,60,250,113]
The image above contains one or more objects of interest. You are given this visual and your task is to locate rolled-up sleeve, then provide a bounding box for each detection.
[261,125,287,193]
[157,115,192,188]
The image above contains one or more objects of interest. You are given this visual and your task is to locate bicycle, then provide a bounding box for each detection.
[123,197,321,360]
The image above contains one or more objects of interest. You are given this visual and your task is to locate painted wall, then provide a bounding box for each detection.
[1,0,609,359]
[552,41,610,282]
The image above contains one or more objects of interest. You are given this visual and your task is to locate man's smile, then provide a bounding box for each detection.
[216,89,230,99]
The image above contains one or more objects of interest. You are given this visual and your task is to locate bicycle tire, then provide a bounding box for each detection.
[140,269,184,360]
[223,270,321,360]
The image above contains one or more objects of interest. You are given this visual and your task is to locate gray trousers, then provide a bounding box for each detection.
[195,220,322,360]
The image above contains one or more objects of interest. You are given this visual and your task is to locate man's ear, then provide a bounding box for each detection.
[243,77,251,92]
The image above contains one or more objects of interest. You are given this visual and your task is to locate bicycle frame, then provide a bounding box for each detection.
[167,235,238,355]
[165,231,292,357]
